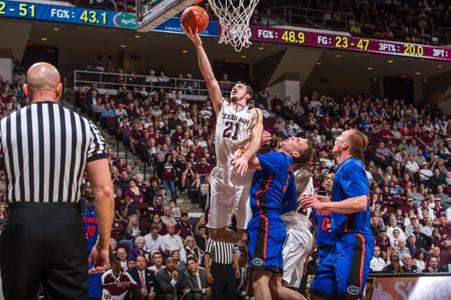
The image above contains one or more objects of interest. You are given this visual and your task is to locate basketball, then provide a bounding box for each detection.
[181,6,209,33]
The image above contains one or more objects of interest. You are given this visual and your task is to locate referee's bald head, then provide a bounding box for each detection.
[24,62,62,102]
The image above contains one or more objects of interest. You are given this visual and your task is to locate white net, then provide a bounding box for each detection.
[207,0,259,52]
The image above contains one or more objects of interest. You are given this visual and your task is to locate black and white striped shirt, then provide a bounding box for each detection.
[0,101,107,203]
[205,239,236,265]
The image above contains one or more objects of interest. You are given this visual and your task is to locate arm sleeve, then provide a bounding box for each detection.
[205,239,213,254]
[257,152,286,176]
[87,120,108,162]
[340,161,369,199]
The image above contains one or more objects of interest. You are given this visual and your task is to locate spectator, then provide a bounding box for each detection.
[382,253,402,273]
[129,236,150,261]
[161,206,177,226]
[0,202,7,231]
[195,225,208,252]
[435,185,450,209]
[401,253,419,273]
[125,214,144,241]
[418,163,433,185]
[414,249,427,272]
[396,239,410,258]
[144,225,163,254]
[145,177,161,204]
[169,201,181,219]
[155,257,187,300]
[102,260,139,300]
[150,214,166,235]
[405,155,419,174]
[375,142,393,167]
[375,227,390,255]
[412,223,432,250]
[125,179,145,203]
[185,235,204,266]
[370,246,386,272]
[161,155,177,201]
[420,217,434,237]
[387,216,406,242]
[171,249,187,273]
[117,247,130,271]
[149,251,165,274]
[115,171,131,192]
[127,255,156,300]
[423,256,440,273]
[179,212,193,240]
[429,169,446,191]
[149,195,164,217]
[161,224,187,262]
[184,256,211,300]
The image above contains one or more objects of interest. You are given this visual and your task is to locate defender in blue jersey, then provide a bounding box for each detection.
[310,173,339,298]
[310,173,337,299]
[237,136,314,300]
[301,129,374,299]
[82,196,102,300]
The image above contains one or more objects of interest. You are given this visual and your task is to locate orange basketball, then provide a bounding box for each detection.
[181,6,209,33]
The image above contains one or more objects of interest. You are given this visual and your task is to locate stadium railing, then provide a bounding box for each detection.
[73,70,233,99]
[257,6,349,32]
[260,6,442,44]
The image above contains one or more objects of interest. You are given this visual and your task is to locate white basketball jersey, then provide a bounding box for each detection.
[215,100,253,165]
[282,176,314,230]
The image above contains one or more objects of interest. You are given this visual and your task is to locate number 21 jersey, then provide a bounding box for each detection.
[215,100,253,165]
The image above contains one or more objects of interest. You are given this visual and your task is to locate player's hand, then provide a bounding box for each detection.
[88,244,110,274]
[206,271,214,284]
[300,195,324,210]
[261,130,272,145]
[233,157,249,176]
[183,26,202,47]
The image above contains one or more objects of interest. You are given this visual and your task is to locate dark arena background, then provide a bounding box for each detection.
[0,0,450,299]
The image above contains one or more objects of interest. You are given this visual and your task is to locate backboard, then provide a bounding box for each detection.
[136,0,196,32]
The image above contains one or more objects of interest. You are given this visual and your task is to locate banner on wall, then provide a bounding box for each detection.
[371,275,451,300]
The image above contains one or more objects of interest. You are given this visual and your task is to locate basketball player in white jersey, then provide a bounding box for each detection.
[184,27,264,243]
[281,169,314,289]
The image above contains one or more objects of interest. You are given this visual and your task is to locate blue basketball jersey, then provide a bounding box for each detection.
[330,157,372,236]
[83,205,99,251]
[312,208,337,247]
[249,152,297,216]
[82,205,102,298]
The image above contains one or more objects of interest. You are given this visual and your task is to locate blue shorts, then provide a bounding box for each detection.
[310,246,336,299]
[311,233,374,299]
[248,216,286,273]
[335,233,374,298]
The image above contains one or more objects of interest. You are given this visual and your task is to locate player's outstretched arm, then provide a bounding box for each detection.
[233,108,264,176]
[300,195,368,214]
[183,26,223,115]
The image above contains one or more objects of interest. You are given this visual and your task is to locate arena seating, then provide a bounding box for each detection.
[1,64,449,298]
[66,0,451,44]
[71,67,450,275]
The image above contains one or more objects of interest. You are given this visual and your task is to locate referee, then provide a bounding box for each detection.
[204,238,240,300]
[0,62,114,299]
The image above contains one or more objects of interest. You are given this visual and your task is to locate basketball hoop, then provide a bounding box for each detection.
[207,0,259,52]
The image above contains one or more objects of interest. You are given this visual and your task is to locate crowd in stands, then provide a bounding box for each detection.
[1,61,450,299]
[257,0,451,44]
[67,0,451,44]
[69,0,136,12]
